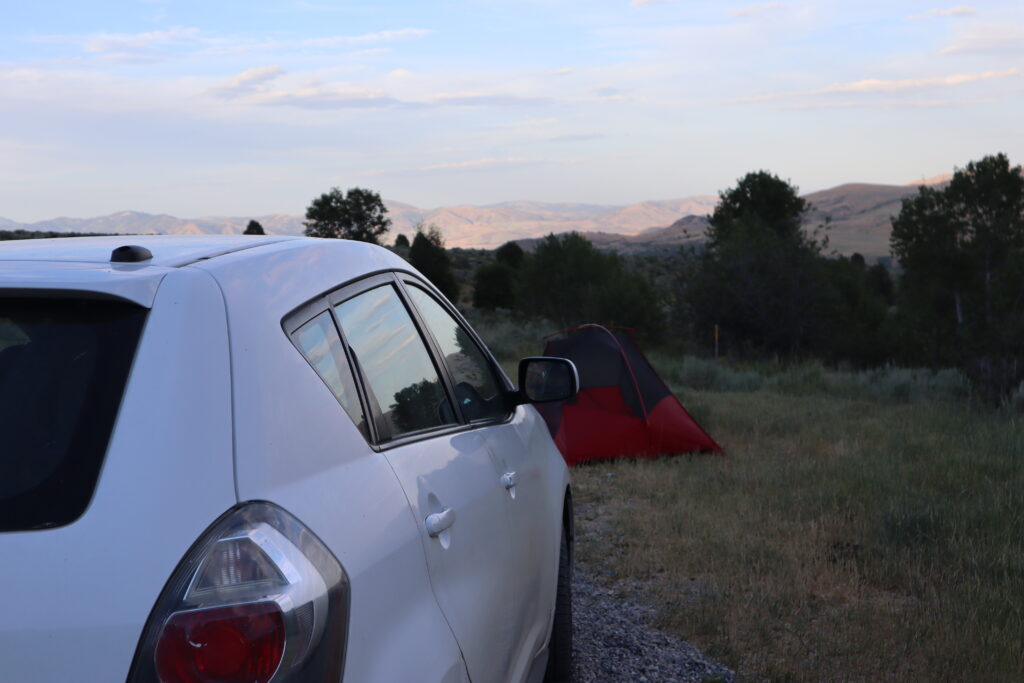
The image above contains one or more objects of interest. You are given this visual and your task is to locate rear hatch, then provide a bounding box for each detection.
[0,260,238,681]
[0,296,146,531]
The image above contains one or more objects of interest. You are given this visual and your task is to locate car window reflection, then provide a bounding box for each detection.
[335,286,456,438]
[406,285,507,422]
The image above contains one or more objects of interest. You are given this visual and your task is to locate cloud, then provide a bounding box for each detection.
[908,6,978,21]
[209,66,286,99]
[780,97,999,110]
[350,48,391,57]
[249,85,401,109]
[421,157,532,171]
[813,68,1020,94]
[79,26,200,53]
[432,92,553,106]
[485,118,559,130]
[549,67,574,76]
[729,2,784,19]
[366,157,547,176]
[630,0,677,5]
[940,24,1024,54]
[733,67,1022,103]
[302,28,433,48]
[549,133,606,143]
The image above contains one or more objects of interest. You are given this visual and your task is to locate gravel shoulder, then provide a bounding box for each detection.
[572,567,734,683]
[571,493,734,683]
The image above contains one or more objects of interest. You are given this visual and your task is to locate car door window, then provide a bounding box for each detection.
[293,311,368,439]
[335,285,456,439]
[405,285,508,422]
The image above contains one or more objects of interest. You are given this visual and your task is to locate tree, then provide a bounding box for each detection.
[516,232,664,338]
[409,224,459,302]
[494,241,525,268]
[890,153,1024,399]
[244,220,265,235]
[473,263,517,310]
[304,187,391,244]
[683,171,830,357]
[394,233,410,248]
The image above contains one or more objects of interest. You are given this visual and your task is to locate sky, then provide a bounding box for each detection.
[1,0,1022,221]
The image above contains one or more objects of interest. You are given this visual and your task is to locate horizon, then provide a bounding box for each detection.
[3,1,1022,222]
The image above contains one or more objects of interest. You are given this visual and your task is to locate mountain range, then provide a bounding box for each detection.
[1,176,949,259]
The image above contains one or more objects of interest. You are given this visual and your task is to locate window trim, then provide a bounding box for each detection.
[282,269,518,452]
[395,277,515,425]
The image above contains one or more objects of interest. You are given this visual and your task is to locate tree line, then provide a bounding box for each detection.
[290,153,1024,401]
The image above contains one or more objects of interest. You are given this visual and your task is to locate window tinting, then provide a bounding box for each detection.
[293,311,368,439]
[334,285,455,439]
[0,297,147,531]
[406,285,508,422]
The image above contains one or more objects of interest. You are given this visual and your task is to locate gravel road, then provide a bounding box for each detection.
[571,566,733,683]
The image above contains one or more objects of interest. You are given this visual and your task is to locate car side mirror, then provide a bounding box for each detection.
[515,357,579,405]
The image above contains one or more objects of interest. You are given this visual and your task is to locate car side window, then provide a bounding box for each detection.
[293,311,369,439]
[405,285,508,422]
[334,285,457,440]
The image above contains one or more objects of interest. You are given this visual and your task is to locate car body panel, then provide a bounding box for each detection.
[482,406,566,680]
[0,235,569,683]
[0,267,236,681]
[382,428,520,683]
[195,239,471,681]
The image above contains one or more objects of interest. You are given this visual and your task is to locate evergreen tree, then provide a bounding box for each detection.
[516,233,664,338]
[243,220,265,235]
[891,153,1024,399]
[473,263,517,310]
[409,224,459,302]
[684,171,830,357]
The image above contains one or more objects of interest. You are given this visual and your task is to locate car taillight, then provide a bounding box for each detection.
[127,502,349,683]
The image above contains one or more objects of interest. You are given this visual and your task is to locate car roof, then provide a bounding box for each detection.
[0,235,419,309]
[0,235,299,268]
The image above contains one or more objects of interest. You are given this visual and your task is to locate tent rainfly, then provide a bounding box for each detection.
[534,324,722,465]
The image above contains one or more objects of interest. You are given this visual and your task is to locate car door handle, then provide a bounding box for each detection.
[501,471,518,490]
[425,507,456,537]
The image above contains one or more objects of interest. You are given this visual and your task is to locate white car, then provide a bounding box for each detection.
[0,235,578,683]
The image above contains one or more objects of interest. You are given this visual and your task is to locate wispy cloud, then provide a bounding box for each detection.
[940,24,1024,54]
[549,67,574,76]
[209,66,285,98]
[780,97,999,110]
[33,26,202,62]
[733,67,1022,103]
[249,84,401,109]
[302,28,433,47]
[432,92,553,106]
[908,6,978,21]
[549,133,606,143]
[79,26,200,53]
[365,156,547,177]
[729,2,784,19]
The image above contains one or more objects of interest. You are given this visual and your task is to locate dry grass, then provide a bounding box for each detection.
[571,385,1024,682]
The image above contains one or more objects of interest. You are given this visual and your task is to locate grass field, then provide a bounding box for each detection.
[570,362,1024,682]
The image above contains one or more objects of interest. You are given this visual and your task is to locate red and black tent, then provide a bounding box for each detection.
[534,324,722,465]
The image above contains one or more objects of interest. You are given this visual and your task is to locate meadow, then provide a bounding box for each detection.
[471,314,1024,681]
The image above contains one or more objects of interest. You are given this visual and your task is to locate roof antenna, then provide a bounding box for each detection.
[110,245,153,263]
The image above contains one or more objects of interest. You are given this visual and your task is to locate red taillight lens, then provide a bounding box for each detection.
[127,503,350,683]
[155,603,285,683]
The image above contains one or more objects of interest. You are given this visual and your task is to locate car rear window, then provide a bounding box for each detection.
[0,297,147,532]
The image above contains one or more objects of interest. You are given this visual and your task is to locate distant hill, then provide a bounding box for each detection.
[0,198,719,250]
[0,179,942,257]
[614,182,938,260]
